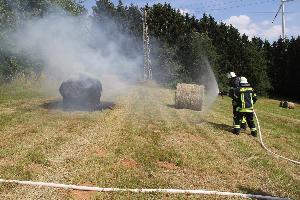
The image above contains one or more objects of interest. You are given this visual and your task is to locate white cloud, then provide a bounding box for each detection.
[261,20,269,26]
[289,26,300,38]
[179,8,191,15]
[225,15,259,39]
[263,25,282,39]
[225,15,259,38]
[225,15,251,28]
[224,15,299,41]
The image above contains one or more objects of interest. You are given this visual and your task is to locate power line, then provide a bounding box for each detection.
[197,0,250,9]
[195,0,277,12]
[169,0,248,12]
[244,11,295,15]
[248,11,295,13]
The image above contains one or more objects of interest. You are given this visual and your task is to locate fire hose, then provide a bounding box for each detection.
[0,179,290,200]
[254,111,300,165]
[0,114,296,200]
[0,112,297,199]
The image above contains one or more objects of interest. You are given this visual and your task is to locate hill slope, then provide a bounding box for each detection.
[0,82,299,199]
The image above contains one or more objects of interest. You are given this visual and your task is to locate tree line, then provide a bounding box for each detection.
[0,0,299,100]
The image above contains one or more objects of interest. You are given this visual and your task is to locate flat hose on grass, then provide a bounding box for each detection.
[254,111,300,165]
[0,179,290,200]
[0,113,297,199]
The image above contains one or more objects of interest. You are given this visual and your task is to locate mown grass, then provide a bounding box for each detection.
[0,80,299,199]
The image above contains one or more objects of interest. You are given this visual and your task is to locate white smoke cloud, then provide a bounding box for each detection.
[3,7,220,109]
[7,11,143,99]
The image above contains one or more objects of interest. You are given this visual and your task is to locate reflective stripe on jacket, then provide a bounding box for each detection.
[234,86,257,112]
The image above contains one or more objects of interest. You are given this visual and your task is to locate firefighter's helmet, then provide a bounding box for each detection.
[240,77,248,84]
[227,72,236,79]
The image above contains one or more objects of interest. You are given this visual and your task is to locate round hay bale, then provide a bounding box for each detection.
[279,101,284,107]
[280,101,295,109]
[283,101,288,108]
[59,73,102,111]
[287,102,295,109]
[175,83,204,111]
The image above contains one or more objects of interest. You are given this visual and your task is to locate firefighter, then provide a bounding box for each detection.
[232,77,257,136]
[227,72,247,130]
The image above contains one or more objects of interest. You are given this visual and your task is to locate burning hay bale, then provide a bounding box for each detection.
[280,101,295,109]
[59,73,102,111]
[175,83,204,111]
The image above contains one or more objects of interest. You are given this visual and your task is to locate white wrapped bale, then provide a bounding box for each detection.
[175,83,204,111]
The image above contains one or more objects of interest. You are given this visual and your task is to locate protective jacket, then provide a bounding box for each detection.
[230,77,241,88]
[229,76,241,105]
[233,83,257,112]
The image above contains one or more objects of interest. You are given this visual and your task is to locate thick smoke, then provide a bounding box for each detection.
[8,10,142,99]
[4,8,219,109]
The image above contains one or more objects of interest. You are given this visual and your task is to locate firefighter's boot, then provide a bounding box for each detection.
[233,129,240,135]
[233,125,240,135]
[251,130,257,137]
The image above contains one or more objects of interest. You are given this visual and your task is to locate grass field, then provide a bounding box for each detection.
[0,80,299,200]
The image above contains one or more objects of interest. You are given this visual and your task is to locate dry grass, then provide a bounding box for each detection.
[0,80,299,199]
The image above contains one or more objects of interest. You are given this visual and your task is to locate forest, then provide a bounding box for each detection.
[0,0,299,100]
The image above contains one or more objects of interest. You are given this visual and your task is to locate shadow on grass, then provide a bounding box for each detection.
[238,186,279,199]
[166,104,177,109]
[41,99,115,112]
[166,104,202,111]
[206,121,233,133]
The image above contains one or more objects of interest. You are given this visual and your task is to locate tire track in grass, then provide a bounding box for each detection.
[208,99,300,198]
[161,89,246,190]
[1,97,128,199]
[1,87,299,199]
[144,87,253,192]
[167,96,294,197]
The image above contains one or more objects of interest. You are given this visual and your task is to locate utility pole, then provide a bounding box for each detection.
[143,9,152,80]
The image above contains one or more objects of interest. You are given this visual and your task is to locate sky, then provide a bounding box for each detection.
[83,0,300,41]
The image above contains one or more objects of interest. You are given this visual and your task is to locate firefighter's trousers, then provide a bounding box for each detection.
[233,112,256,133]
[233,106,246,126]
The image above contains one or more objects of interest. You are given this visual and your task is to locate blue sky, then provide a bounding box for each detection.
[83,0,300,41]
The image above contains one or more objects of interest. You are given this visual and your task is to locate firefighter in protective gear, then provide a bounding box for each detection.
[227,72,239,87]
[232,77,257,136]
[227,72,247,130]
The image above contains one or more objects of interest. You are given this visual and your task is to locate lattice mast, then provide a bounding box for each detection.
[143,9,152,80]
